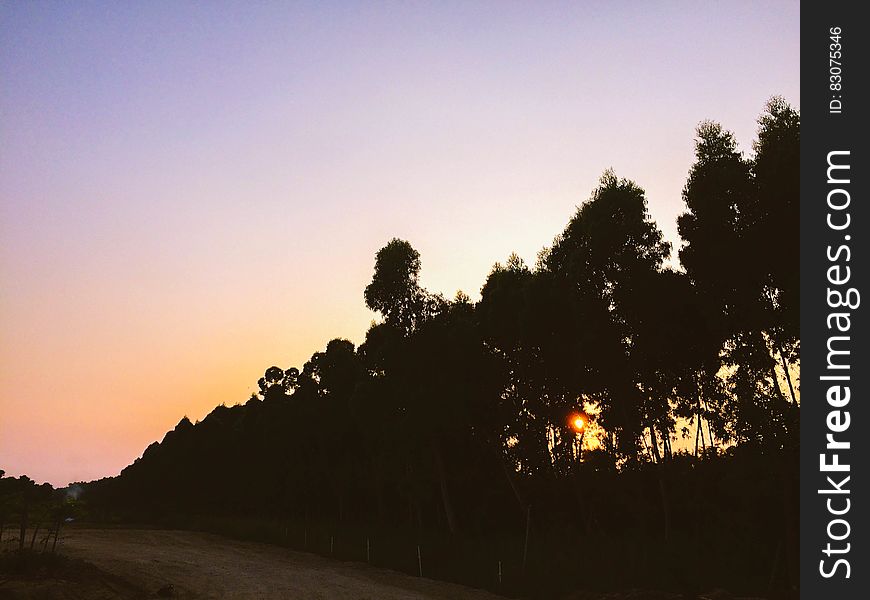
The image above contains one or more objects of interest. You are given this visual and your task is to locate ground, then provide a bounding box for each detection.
[0,528,508,599]
[0,529,771,600]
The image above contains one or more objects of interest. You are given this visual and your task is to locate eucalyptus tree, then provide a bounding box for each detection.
[543,171,671,462]
[478,255,552,477]
[400,293,504,534]
[678,100,800,447]
[364,238,444,336]
[750,97,800,403]
[360,241,492,534]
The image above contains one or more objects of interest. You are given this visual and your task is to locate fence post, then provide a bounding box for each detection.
[366,537,370,563]
[522,504,531,576]
[417,544,423,577]
[330,535,334,554]
[498,560,502,585]
[50,519,60,554]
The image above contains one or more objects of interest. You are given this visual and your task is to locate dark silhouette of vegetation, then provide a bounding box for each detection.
[0,470,76,565]
[76,98,798,599]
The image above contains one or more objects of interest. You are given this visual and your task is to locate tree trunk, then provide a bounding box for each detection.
[570,472,592,535]
[497,448,527,515]
[405,458,417,529]
[375,477,386,524]
[648,425,661,464]
[414,498,423,532]
[640,430,653,462]
[648,423,670,540]
[767,539,783,594]
[483,431,526,514]
[658,473,671,542]
[700,398,715,452]
[660,426,672,461]
[18,506,27,553]
[777,345,798,405]
[770,363,788,404]
[763,288,798,406]
[30,522,40,550]
[433,440,458,536]
[705,415,715,452]
[51,520,61,554]
[699,413,707,454]
[780,451,799,591]
[521,503,532,575]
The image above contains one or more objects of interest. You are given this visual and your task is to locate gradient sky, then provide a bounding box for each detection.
[1,1,799,486]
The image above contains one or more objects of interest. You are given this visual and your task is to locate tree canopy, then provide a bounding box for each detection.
[78,98,800,598]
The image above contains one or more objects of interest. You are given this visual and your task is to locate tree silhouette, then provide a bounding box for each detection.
[75,98,800,599]
[750,97,800,403]
[364,239,442,336]
[544,170,671,460]
[678,103,799,448]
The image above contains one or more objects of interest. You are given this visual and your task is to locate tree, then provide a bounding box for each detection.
[76,99,800,598]
[364,239,442,336]
[677,102,800,447]
[544,170,671,461]
[478,255,564,477]
[750,97,800,402]
[678,121,755,333]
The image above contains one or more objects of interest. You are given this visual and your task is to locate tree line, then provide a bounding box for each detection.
[80,98,799,597]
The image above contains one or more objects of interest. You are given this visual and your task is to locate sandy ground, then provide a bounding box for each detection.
[4,528,509,600]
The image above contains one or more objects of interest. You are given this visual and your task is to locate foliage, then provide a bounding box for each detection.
[78,99,799,598]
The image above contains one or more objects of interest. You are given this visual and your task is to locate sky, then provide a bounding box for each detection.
[0,1,799,486]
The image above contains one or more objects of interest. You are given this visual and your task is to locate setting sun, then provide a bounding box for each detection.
[0,3,802,597]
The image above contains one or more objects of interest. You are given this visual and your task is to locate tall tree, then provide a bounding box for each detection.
[544,170,671,461]
[678,102,800,447]
[750,97,801,402]
[364,239,442,336]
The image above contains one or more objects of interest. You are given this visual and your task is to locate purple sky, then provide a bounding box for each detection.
[0,1,799,486]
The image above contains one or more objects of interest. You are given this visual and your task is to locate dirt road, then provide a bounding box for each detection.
[45,528,507,600]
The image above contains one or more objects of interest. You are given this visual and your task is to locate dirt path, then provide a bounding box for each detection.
[52,528,508,600]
